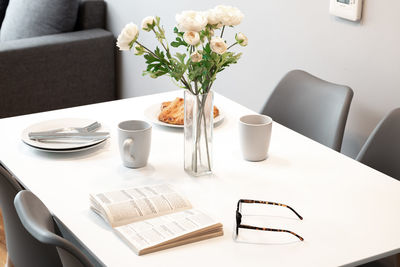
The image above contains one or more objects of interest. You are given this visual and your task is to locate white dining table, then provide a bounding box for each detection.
[0,90,400,267]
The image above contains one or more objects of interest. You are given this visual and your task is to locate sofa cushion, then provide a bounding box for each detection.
[0,0,79,42]
[0,0,9,28]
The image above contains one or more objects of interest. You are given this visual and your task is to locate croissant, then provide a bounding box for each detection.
[158,98,219,125]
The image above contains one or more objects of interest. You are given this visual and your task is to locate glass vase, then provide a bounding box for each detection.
[184,90,213,176]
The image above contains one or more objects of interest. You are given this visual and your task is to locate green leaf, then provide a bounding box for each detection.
[170,37,187,48]
[175,53,186,64]
[171,41,180,48]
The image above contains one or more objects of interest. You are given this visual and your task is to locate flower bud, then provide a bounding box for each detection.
[134,44,144,55]
[190,50,202,62]
[235,32,248,46]
[141,16,156,31]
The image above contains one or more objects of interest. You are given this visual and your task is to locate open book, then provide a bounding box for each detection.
[90,184,223,255]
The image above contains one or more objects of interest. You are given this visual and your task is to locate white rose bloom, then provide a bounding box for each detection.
[210,37,227,55]
[215,5,244,26]
[236,32,248,46]
[183,31,200,46]
[206,9,220,25]
[141,16,156,31]
[176,10,208,32]
[117,23,139,51]
[190,51,202,62]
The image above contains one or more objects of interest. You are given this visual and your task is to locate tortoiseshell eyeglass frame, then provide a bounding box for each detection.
[235,199,304,241]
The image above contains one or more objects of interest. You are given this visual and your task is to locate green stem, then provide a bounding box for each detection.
[220,25,225,38]
[158,25,171,52]
[135,41,158,59]
[152,28,171,58]
[201,94,211,171]
[193,95,202,173]
[227,42,238,50]
[192,93,208,173]
[194,80,199,95]
[181,76,194,94]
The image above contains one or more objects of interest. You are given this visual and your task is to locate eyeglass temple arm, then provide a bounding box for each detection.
[238,224,304,241]
[238,199,303,220]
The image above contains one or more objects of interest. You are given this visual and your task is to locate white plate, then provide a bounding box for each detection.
[24,139,108,153]
[21,118,109,152]
[144,103,224,128]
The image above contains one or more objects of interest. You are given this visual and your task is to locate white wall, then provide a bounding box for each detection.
[106,0,400,158]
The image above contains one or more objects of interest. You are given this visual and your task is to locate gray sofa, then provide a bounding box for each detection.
[0,0,116,118]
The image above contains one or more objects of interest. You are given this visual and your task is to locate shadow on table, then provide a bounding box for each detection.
[21,140,111,161]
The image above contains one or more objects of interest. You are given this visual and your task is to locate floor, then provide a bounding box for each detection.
[0,209,6,266]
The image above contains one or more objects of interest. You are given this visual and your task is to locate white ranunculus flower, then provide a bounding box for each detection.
[214,5,244,26]
[206,9,220,25]
[176,10,208,32]
[236,32,248,46]
[210,37,227,55]
[183,31,200,46]
[191,51,202,62]
[141,16,156,31]
[117,23,139,51]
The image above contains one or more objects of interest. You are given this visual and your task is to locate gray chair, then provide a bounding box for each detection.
[0,164,61,266]
[0,0,116,118]
[356,109,400,267]
[356,108,400,180]
[0,165,92,266]
[261,70,354,151]
[14,190,94,267]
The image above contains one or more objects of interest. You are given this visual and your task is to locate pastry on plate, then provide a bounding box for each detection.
[158,97,219,125]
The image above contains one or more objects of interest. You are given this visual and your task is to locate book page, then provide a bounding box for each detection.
[90,184,192,227]
[114,209,222,253]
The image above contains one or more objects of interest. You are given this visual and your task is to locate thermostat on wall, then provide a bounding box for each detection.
[330,0,363,22]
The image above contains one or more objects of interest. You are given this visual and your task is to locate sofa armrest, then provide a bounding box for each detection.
[75,0,105,30]
[0,29,116,118]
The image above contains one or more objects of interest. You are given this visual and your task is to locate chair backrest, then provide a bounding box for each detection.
[261,70,354,151]
[0,165,63,267]
[14,190,94,267]
[356,108,400,180]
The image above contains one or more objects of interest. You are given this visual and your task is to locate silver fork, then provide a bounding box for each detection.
[29,121,101,135]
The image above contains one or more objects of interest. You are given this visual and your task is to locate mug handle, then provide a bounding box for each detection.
[123,138,134,162]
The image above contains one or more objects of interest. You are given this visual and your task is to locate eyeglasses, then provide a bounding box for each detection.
[235,199,304,241]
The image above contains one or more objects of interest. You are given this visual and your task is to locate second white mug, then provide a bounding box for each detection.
[239,114,272,161]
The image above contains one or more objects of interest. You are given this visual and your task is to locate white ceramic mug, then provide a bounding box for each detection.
[239,114,272,161]
[118,120,152,168]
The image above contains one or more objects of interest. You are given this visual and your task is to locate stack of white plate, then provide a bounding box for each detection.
[21,118,109,153]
